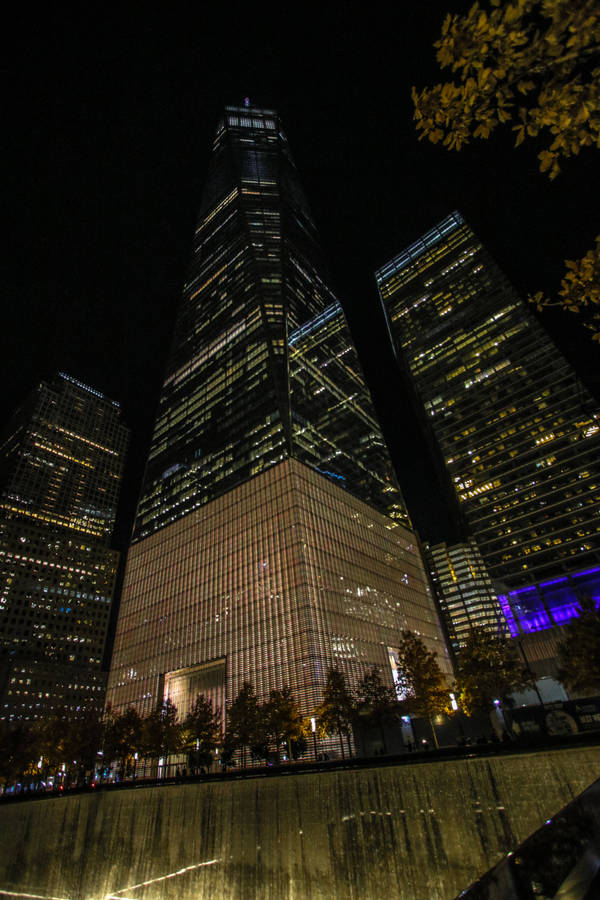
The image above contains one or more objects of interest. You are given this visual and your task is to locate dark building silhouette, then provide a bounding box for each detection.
[0,374,129,720]
[107,103,449,721]
[376,211,600,602]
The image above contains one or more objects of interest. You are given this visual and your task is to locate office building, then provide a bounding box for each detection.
[376,211,600,594]
[0,373,129,720]
[423,539,505,649]
[106,103,449,723]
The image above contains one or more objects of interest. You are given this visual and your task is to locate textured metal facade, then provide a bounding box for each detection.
[108,459,447,715]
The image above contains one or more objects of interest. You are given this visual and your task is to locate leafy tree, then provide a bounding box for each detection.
[219,728,240,770]
[355,667,399,754]
[26,715,69,784]
[248,718,271,765]
[140,698,182,776]
[394,630,450,749]
[532,238,600,342]
[455,627,534,714]
[412,0,600,341]
[181,693,221,770]
[289,728,308,761]
[557,595,600,694]
[226,681,260,768]
[264,686,304,764]
[0,721,35,787]
[315,667,355,759]
[103,705,142,779]
[412,0,600,176]
[62,710,104,784]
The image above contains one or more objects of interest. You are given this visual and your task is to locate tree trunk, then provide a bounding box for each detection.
[379,721,387,754]
[428,715,440,749]
[338,731,345,759]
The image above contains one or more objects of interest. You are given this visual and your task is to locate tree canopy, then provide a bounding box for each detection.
[532,237,600,341]
[557,595,600,693]
[412,0,600,177]
[315,667,355,758]
[224,681,260,767]
[455,627,534,714]
[181,694,222,768]
[355,667,399,753]
[395,631,450,721]
[412,0,600,341]
[264,687,304,764]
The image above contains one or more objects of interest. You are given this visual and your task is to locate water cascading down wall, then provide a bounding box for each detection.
[0,746,598,899]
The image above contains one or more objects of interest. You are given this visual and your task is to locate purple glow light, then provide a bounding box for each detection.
[538,576,568,589]
[498,594,519,637]
[572,566,600,578]
[499,567,600,636]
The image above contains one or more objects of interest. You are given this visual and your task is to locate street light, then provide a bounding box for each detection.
[310,716,318,761]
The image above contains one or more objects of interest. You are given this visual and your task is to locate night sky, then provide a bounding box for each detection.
[5,6,599,551]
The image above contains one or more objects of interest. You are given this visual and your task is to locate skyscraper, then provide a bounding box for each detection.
[106,103,448,721]
[376,212,600,593]
[423,539,505,650]
[0,374,129,720]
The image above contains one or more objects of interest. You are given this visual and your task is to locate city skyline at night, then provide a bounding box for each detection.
[5,6,598,553]
[106,103,448,721]
[2,8,600,899]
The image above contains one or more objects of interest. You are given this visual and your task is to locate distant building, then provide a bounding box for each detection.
[106,103,450,724]
[376,211,600,593]
[0,373,129,720]
[423,539,505,649]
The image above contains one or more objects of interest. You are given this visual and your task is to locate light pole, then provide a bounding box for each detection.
[311,716,318,761]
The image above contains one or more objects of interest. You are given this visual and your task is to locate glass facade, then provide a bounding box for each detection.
[376,212,600,590]
[107,104,448,719]
[0,374,129,720]
[423,539,506,649]
[289,301,406,521]
[135,105,408,542]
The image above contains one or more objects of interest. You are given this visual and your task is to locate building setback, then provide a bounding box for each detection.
[0,374,129,720]
[376,211,600,593]
[106,103,449,722]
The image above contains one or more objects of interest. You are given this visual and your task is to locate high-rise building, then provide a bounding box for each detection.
[106,103,449,722]
[376,211,600,593]
[423,539,505,650]
[0,373,129,720]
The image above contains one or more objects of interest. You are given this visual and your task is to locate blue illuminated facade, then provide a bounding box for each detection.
[498,565,600,637]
